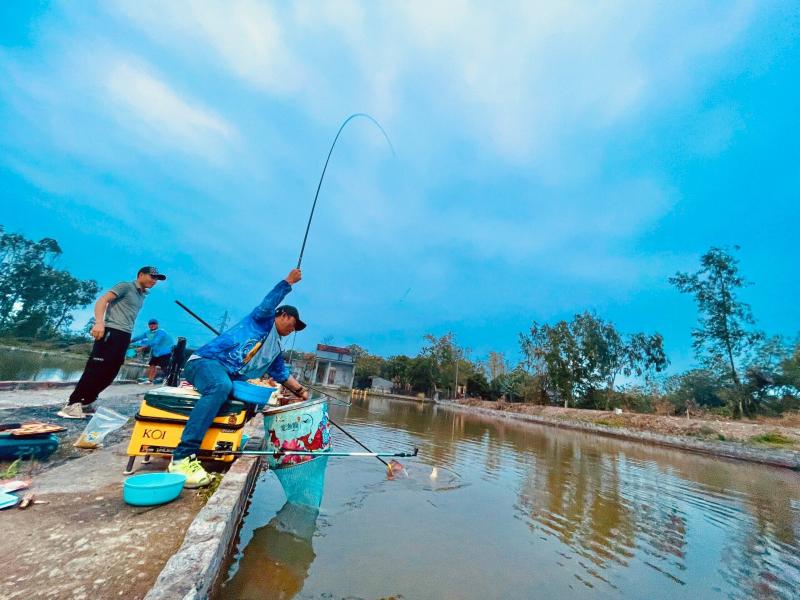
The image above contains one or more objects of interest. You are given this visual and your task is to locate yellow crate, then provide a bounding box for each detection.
[125,388,248,463]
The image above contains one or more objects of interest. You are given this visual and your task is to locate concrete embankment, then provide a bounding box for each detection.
[145,417,264,600]
[439,400,800,470]
[0,385,265,600]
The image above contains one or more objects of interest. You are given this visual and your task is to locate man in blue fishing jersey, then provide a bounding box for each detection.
[169,268,309,487]
[130,318,174,383]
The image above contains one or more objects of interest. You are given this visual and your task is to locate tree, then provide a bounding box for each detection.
[351,350,387,388]
[421,332,459,396]
[466,371,490,399]
[520,320,584,407]
[744,336,799,414]
[486,351,507,380]
[663,369,724,413]
[520,312,668,409]
[0,226,99,338]
[385,355,413,390]
[670,246,763,416]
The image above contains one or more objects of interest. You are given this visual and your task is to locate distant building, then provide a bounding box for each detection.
[313,344,355,388]
[369,376,393,393]
[287,352,316,382]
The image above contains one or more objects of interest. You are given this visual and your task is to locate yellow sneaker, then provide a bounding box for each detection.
[168,455,211,488]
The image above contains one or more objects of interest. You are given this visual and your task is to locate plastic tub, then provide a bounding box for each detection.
[232,380,276,406]
[123,472,187,506]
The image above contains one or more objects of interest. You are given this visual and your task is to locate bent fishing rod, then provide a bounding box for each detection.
[173,299,409,471]
[296,112,395,269]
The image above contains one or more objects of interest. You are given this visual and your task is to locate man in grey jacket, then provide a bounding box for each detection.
[58,266,166,419]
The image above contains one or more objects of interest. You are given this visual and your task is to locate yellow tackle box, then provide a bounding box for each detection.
[124,385,250,473]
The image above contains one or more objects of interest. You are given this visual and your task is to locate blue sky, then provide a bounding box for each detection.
[1,1,798,371]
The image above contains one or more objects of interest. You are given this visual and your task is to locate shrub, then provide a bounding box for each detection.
[749,432,794,446]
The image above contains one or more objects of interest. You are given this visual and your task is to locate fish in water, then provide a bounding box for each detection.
[386,460,407,479]
[430,467,438,480]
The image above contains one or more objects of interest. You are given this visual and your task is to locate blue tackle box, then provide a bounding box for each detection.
[0,433,60,460]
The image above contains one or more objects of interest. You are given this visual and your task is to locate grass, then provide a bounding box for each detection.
[594,418,624,428]
[1,459,21,479]
[749,432,795,447]
[196,472,223,503]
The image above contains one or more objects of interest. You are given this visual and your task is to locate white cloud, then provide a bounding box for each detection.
[110,0,761,169]
[0,0,779,354]
[105,60,235,159]
[112,0,305,95]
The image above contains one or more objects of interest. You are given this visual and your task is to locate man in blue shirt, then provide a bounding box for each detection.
[130,318,174,383]
[169,268,309,487]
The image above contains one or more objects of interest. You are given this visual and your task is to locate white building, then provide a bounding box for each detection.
[313,344,355,388]
[370,376,393,393]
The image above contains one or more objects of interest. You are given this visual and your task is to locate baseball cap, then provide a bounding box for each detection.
[138,266,167,280]
[276,305,306,331]
[148,318,158,325]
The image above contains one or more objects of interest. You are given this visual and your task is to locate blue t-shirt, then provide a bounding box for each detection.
[131,328,174,358]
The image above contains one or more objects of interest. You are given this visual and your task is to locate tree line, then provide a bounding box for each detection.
[0,225,99,340]
[345,246,799,419]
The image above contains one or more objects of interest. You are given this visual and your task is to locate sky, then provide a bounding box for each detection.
[1,1,798,372]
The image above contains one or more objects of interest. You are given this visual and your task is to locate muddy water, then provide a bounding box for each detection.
[219,395,800,600]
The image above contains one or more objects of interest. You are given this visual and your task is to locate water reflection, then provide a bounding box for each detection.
[222,394,800,599]
[222,502,320,600]
[0,347,145,382]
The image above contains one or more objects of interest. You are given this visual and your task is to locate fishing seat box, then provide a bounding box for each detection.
[125,386,251,472]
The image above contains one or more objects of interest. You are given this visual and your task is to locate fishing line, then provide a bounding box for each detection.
[296,112,395,270]
[288,113,393,378]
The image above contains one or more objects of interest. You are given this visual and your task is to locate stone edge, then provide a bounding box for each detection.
[144,417,265,600]
[439,401,800,470]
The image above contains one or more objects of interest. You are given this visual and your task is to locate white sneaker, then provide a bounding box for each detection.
[168,455,211,488]
[57,403,87,419]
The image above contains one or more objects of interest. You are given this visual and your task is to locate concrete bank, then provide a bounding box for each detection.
[0,384,150,473]
[362,390,434,403]
[1,385,266,600]
[0,385,198,600]
[145,415,266,600]
[439,400,800,470]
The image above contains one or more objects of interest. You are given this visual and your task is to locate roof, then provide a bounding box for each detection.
[316,344,352,355]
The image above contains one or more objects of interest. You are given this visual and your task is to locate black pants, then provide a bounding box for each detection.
[69,328,132,405]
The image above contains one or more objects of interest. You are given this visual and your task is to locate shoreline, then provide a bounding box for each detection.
[438,399,800,471]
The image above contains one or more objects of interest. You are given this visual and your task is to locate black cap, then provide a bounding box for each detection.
[276,305,306,331]
[138,266,167,281]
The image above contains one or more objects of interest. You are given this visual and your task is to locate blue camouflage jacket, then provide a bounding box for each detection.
[193,280,291,382]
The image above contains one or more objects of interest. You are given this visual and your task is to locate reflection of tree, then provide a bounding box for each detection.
[332,389,799,598]
[717,476,800,600]
[221,502,319,600]
[515,436,690,588]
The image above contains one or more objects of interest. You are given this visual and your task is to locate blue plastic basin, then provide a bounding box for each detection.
[232,380,276,405]
[123,472,187,506]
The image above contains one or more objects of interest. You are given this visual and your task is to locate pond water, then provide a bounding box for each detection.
[0,346,145,382]
[219,395,800,600]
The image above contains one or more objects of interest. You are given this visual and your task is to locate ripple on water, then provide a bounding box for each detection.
[221,397,800,600]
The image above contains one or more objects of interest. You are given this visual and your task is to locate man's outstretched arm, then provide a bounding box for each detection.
[251,269,302,323]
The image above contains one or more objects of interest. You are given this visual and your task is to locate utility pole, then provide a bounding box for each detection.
[453,346,460,399]
[217,310,230,333]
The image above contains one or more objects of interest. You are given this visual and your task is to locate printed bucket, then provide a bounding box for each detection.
[262,398,331,507]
